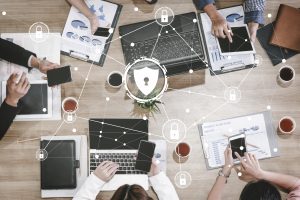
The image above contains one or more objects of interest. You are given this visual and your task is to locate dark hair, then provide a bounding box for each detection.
[111,184,153,200]
[240,180,281,200]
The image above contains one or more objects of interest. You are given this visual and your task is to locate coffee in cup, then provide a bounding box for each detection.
[278,116,296,134]
[107,71,123,88]
[277,66,295,87]
[173,142,191,163]
[62,97,78,113]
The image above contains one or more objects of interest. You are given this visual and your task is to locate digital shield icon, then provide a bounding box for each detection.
[133,67,159,96]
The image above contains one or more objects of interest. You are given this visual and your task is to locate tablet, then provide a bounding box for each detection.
[217,25,255,56]
[2,80,52,119]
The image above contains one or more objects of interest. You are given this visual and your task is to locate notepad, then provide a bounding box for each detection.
[198,111,279,169]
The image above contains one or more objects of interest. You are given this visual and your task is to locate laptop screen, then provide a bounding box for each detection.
[89,119,148,150]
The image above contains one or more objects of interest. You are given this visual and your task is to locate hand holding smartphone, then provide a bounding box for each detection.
[228,133,247,163]
[135,140,156,172]
[47,65,72,87]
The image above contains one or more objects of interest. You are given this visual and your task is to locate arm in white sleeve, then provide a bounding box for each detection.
[73,173,106,200]
[149,172,179,200]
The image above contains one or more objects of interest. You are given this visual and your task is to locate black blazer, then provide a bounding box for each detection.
[0,38,35,140]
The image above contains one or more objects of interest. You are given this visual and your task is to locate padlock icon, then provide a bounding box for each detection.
[35,25,43,39]
[170,123,179,140]
[67,112,73,122]
[39,153,44,159]
[229,89,236,101]
[161,9,169,23]
[179,174,187,186]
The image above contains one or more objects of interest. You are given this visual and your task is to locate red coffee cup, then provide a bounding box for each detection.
[173,142,191,163]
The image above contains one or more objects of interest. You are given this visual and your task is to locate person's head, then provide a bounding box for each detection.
[240,180,281,200]
[111,184,153,200]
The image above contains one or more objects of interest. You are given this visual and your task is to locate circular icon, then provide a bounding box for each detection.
[155,7,175,26]
[63,112,77,124]
[174,171,192,189]
[124,57,168,103]
[162,119,187,143]
[35,149,48,161]
[224,86,241,103]
[254,54,263,66]
[29,22,50,43]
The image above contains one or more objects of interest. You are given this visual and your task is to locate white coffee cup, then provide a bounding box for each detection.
[277,66,295,87]
[107,71,123,88]
[278,116,296,134]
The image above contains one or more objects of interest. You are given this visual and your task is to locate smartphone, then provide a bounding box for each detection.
[47,65,72,87]
[94,27,110,37]
[135,140,156,172]
[228,133,247,161]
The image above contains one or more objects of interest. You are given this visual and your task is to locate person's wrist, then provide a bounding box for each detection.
[204,4,219,20]
[255,169,265,180]
[222,165,232,176]
[5,96,19,107]
[87,13,97,20]
[30,56,40,69]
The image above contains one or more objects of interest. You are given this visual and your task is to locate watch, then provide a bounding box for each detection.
[218,169,230,183]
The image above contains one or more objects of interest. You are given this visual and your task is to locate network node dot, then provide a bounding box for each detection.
[123,143,126,146]
[267,105,271,110]
[115,139,118,141]
[143,115,147,120]
[173,28,175,30]
[130,42,135,47]
[191,48,194,51]
[228,56,231,60]
[245,39,248,42]
[100,131,102,133]
[134,7,139,11]
[99,135,102,138]
[109,28,113,34]
[2,11,6,15]
[238,172,242,176]
[72,128,77,133]
[95,154,99,159]
[267,13,272,18]
[165,31,168,34]
[273,148,278,152]
[148,133,152,136]
[101,122,104,124]
[123,131,126,134]
[282,59,286,63]
[240,146,244,150]
[189,69,193,74]
[185,108,190,113]
[193,18,197,23]
[106,97,110,101]
[158,33,161,36]
[42,108,47,112]
[85,78,88,81]
[74,67,78,71]
[119,36,122,39]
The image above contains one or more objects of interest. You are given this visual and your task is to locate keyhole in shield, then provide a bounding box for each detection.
[144,77,149,86]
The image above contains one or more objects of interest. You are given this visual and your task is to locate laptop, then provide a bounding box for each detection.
[119,12,206,76]
[88,118,149,191]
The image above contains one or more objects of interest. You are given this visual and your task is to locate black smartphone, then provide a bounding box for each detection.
[94,27,110,37]
[229,133,247,161]
[135,140,156,172]
[47,65,72,87]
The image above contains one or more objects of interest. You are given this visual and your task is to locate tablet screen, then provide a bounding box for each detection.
[217,26,254,55]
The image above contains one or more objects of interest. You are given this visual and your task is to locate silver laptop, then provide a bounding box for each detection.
[89,118,149,191]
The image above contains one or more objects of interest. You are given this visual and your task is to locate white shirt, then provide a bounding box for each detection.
[73,172,179,200]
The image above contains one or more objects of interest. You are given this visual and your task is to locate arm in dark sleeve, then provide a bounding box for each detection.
[0,101,20,140]
[0,38,36,69]
[193,0,215,10]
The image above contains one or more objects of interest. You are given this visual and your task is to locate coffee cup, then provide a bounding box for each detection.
[173,142,191,163]
[62,97,78,114]
[278,116,296,134]
[277,66,295,87]
[107,71,123,88]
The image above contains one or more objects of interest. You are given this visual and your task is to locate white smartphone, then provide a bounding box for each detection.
[228,133,247,163]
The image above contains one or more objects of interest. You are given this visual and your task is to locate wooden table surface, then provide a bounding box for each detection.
[0,0,299,199]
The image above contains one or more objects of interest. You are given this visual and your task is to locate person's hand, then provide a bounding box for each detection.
[30,57,59,74]
[94,161,119,182]
[5,73,30,107]
[222,146,233,176]
[211,12,233,43]
[88,14,99,34]
[247,22,259,42]
[148,158,160,177]
[234,152,264,180]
